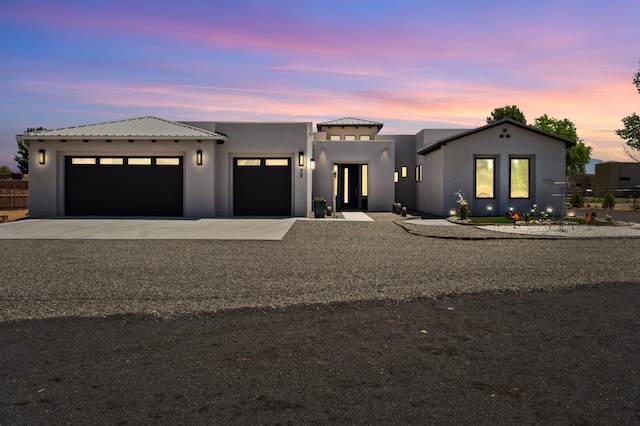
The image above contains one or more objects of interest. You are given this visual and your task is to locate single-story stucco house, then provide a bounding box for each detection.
[18,116,575,218]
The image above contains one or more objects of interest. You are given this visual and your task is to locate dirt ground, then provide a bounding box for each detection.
[1,283,639,425]
[0,209,27,222]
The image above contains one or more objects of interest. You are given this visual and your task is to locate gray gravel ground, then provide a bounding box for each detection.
[1,213,639,322]
[2,212,640,424]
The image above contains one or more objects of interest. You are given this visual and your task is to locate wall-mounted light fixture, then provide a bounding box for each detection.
[487,205,493,214]
[401,166,407,178]
[196,150,203,166]
[38,149,45,165]
[298,151,305,177]
[394,171,399,183]
[310,158,315,170]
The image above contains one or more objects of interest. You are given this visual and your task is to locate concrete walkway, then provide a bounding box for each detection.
[340,211,374,221]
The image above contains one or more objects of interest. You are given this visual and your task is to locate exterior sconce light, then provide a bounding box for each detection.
[38,149,45,165]
[401,166,407,178]
[196,150,203,166]
[509,206,513,212]
[298,151,305,177]
[394,171,399,183]
[547,207,553,214]
[487,205,493,214]
[310,158,315,170]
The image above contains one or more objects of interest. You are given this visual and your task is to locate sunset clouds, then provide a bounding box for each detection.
[1,0,639,166]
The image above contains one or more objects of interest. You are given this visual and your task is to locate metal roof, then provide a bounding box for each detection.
[16,116,228,141]
[417,118,576,155]
[316,117,384,131]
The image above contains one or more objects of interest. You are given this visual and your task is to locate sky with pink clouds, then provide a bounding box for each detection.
[1,0,639,169]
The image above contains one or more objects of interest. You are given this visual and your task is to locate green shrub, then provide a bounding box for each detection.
[569,192,584,208]
[602,191,616,209]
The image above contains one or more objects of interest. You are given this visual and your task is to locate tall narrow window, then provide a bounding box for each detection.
[361,164,368,197]
[343,167,349,203]
[475,158,495,198]
[510,158,530,198]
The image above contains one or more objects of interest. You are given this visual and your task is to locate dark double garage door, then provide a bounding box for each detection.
[65,156,292,217]
[65,156,183,216]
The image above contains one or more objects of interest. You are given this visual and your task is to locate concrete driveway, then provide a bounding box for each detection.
[0,217,298,240]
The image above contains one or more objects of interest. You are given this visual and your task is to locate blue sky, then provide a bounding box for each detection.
[1,0,639,168]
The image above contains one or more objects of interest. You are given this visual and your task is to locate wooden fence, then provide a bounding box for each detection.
[0,189,28,210]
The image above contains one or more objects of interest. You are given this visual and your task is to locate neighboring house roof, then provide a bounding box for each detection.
[317,117,384,132]
[417,118,577,155]
[16,116,228,141]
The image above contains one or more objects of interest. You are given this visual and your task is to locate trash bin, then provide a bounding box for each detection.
[313,199,327,218]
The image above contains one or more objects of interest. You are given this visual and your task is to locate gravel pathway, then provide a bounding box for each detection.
[401,217,640,239]
[1,213,639,322]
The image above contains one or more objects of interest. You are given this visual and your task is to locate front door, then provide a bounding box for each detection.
[337,164,367,210]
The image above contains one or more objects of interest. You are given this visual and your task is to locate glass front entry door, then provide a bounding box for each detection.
[336,164,368,210]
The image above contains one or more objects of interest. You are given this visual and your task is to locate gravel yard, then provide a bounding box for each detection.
[1,213,639,321]
[1,213,639,424]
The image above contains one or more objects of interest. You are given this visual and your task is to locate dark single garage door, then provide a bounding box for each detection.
[233,158,291,216]
[65,156,183,216]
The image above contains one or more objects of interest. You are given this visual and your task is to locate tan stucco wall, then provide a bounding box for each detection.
[595,162,640,189]
[28,139,214,218]
[417,148,444,215]
[312,140,395,212]
[316,126,379,140]
[418,123,567,216]
[384,134,417,209]
[207,122,312,217]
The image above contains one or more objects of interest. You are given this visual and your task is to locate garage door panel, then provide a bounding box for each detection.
[65,157,183,216]
[233,159,291,216]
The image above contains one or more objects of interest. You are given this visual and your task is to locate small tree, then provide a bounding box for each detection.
[486,105,527,125]
[14,127,44,174]
[532,114,592,175]
[616,62,640,161]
